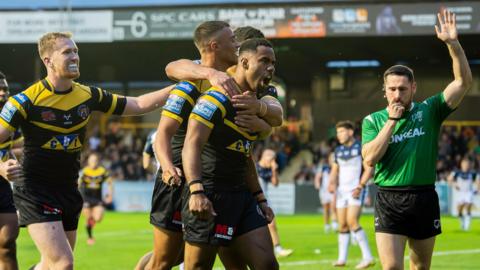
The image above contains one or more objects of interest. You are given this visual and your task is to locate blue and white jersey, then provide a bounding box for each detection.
[450,170,478,192]
[316,164,331,192]
[334,140,362,193]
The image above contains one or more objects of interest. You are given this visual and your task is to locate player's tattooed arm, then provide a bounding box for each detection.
[155,117,183,186]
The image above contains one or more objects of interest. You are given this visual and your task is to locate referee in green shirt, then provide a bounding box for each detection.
[362,10,472,270]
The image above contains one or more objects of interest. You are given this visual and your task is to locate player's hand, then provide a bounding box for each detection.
[259,201,275,223]
[162,166,183,186]
[104,195,113,204]
[207,70,241,97]
[352,185,363,198]
[435,10,458,44]
[328,183,336,194]
[0,159,23,182]
[234,114,270,133]
[388,102,405,119]
[189,193,217,220]
[232,91,261,115]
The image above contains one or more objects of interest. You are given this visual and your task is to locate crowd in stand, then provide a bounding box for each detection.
[82,118,480,183]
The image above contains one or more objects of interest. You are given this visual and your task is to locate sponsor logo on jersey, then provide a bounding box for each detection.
[411,111,423,122]
[389,127,425,144]
[0,102,16,122]
[176,81,194,93]
[41,110,56,121]
[13,93,28,105]
[42,134,82,151]
[164,94,185,114]
[77,104,90,119]
[208,91,227,103]
[192,99,217,120]
[226,139,252,155]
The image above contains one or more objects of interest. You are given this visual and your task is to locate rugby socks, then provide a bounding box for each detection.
[324,224,331,233]
[331,221,339,232]
[86,217,96,239]
[338,231,350,263]
[354,227,374,261]
[464,215,471,231]
[458,213,464,230]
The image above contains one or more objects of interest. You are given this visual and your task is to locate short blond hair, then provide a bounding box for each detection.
[38,32,73,59]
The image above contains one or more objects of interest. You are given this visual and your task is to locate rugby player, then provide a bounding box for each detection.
[257,148,293,257]
[362,11,472,270]
[78,152,113,245]
[0,71,23,270]
[447,157,479,231]
[329,121,374,269]
[182,38,278,270]
[314,153,338,233]
[0,31,173,270]
[142,130,159,172]
[139,21,255,270]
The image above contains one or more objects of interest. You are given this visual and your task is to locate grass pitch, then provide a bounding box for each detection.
[17,213,480,269]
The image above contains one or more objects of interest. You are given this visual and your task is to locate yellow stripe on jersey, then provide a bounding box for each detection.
[170,89,195,106]
[0,118,15,132]
[162,110,184,124]
[223,119,258,141]
[35,87,92,111]
[190,114,214,129]
[0,139,12,149]
[202,95,226,118]
[31,117,90,134]
[107,94,118,115]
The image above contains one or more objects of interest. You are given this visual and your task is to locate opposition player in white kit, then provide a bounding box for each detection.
[329,121,374,269]
[314,153,338,233]
[447,157,480,231]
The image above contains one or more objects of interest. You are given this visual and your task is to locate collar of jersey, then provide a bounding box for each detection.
[42,78,73,95]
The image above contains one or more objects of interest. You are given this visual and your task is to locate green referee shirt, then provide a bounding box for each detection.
[362,93,454,187]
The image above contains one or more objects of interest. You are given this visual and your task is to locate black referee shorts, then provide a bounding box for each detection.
[374,185,441,240]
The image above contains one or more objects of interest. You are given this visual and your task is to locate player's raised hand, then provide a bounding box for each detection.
[388,102,405,119]
[0,159,23,182]
[234,114,270,133]
[435,10,458,44]
[208,70,241,97]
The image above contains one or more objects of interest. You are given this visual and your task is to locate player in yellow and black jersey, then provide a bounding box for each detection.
[0,71,23,270]
[0,32,174,270]
[182,38,278,270]
[78,153,112,245]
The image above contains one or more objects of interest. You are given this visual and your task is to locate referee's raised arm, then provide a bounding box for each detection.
[435,10,472,110]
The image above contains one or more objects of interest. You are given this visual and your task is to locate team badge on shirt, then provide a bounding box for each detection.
[164,94,186,114]
[77,105,90,119]
[42,134,82,151]
[192,99,217,120]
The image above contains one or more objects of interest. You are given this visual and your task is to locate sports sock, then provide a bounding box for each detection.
[338,231,350,262]
[87,217,95,239]
[354,227,373,261]
[464,215,471,231]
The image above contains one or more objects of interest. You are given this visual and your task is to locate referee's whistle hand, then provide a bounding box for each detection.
[0,159,23,182]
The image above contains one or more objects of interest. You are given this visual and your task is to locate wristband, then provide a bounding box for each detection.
[252,190,263,197]
[188,179,202,187]
[190,190,205,195]
[257,199,268,204]
[388,117,401,121]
